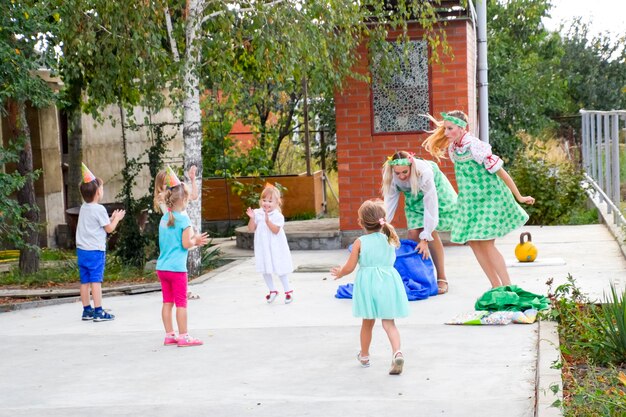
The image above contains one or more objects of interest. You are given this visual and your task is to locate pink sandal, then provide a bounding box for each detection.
[177,334,203,347]
[163,334,178,346]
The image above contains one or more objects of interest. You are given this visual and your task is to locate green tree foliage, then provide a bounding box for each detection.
[558,20,626,112]
[0,139,39,248]
[56,0,177,119]
[1,0,60,272]
[487,0,571,162]
[0,1,59,108]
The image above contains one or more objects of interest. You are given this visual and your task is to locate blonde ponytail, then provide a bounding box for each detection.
[381,222,400,248]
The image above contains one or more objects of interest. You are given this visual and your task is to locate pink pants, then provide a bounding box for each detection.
[157,270,188,308]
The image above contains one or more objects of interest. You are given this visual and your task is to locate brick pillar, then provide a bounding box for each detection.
[335,21,475,237]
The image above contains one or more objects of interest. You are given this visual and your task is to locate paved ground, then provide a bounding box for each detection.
[0,225,624,417]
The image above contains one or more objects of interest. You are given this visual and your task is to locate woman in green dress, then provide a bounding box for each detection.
[381,151,457,294]
[422,111,535,288]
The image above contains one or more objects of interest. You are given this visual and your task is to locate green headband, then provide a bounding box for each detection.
[441,112,467,128]
[387,158,412,166]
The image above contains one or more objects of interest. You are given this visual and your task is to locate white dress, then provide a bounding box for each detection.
[253,208,293,275]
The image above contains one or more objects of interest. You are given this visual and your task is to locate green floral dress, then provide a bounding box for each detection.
[449,134,528,244]
[384,159,457,240]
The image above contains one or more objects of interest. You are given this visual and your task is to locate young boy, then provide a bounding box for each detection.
[77,163,125,321]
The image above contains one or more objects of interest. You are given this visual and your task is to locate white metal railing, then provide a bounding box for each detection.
[580,110,626,227]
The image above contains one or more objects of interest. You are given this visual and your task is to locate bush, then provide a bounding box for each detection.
[509,153,590,225]
[583,284,626,365]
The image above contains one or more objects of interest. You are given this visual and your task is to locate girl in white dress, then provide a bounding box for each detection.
[246,184,294,304]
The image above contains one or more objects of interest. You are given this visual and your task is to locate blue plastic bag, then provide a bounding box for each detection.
[394,239,437,300]
[335,239,436,301]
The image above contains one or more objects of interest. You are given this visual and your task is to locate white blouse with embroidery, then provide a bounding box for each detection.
[449,133,503,174]
[384,159,439,241]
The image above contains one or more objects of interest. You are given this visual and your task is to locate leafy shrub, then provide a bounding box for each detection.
[582,285,626,365]
[200,241,222,271]
[509,153,589,225]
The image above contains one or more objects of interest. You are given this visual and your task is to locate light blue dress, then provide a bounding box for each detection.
[352,233,410,319]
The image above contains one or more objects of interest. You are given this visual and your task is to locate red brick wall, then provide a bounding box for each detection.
[335,21,476,232]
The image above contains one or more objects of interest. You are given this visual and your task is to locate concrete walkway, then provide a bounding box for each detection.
[0,225,624,417]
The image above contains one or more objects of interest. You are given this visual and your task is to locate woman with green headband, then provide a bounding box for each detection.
[423,111,535,288]
[381,151,457,294]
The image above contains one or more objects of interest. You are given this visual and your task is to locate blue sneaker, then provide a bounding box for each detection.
[81,308,94,321]
[93,310,115,322]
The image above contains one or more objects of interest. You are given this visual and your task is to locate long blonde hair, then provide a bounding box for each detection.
[153,170,167,213]
[381,151,421,197]
[422,110,469,161]
[162,184,189,227]
[358,199,400,248]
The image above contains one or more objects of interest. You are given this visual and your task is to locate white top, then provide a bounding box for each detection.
[76,203,110,251]
[449,133,503,174]
[252,208,293,274]
[384,159,439,241]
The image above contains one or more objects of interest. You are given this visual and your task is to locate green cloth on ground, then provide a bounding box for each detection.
[474,285,550,312]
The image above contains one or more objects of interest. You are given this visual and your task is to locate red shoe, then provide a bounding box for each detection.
[285,290,294,304]
[266,291,279,303]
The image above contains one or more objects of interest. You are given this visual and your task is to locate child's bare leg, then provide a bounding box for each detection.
[162,302,174,334]
[91,283,103,307]
[381,319,401,353]
[468,240,502,288]
[176,307,188,335]
[80,284,92,306]
[485,241,511,286]
[360,319,375,356]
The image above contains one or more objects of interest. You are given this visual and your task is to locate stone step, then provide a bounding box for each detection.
[236,218,341,250]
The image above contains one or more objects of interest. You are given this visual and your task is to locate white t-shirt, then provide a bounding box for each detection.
[76,203,111,251]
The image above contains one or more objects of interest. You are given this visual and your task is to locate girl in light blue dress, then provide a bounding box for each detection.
[331,200,409,375]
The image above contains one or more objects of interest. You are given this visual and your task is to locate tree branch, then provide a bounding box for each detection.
[201,0,286,26]
[164,7,180,62]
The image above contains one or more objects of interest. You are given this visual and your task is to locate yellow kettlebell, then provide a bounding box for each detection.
[515,232,537,262]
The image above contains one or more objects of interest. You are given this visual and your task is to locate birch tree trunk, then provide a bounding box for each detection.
[183,0,204,276]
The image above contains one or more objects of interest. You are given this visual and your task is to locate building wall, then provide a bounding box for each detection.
[1,97,184,248]
[80,104,184,207]
[335,21,476,233]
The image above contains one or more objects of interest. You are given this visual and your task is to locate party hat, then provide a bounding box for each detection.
[165,165,182,188]
[81,162,96,183]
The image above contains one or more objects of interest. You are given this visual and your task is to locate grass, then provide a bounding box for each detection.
[0,255,156,288]
[545,275,626,416]
[0,244,223,289]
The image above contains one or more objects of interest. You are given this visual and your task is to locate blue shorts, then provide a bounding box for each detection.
[77,249,106,284]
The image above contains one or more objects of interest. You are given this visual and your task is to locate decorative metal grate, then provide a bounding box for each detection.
[371,40,430,133]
